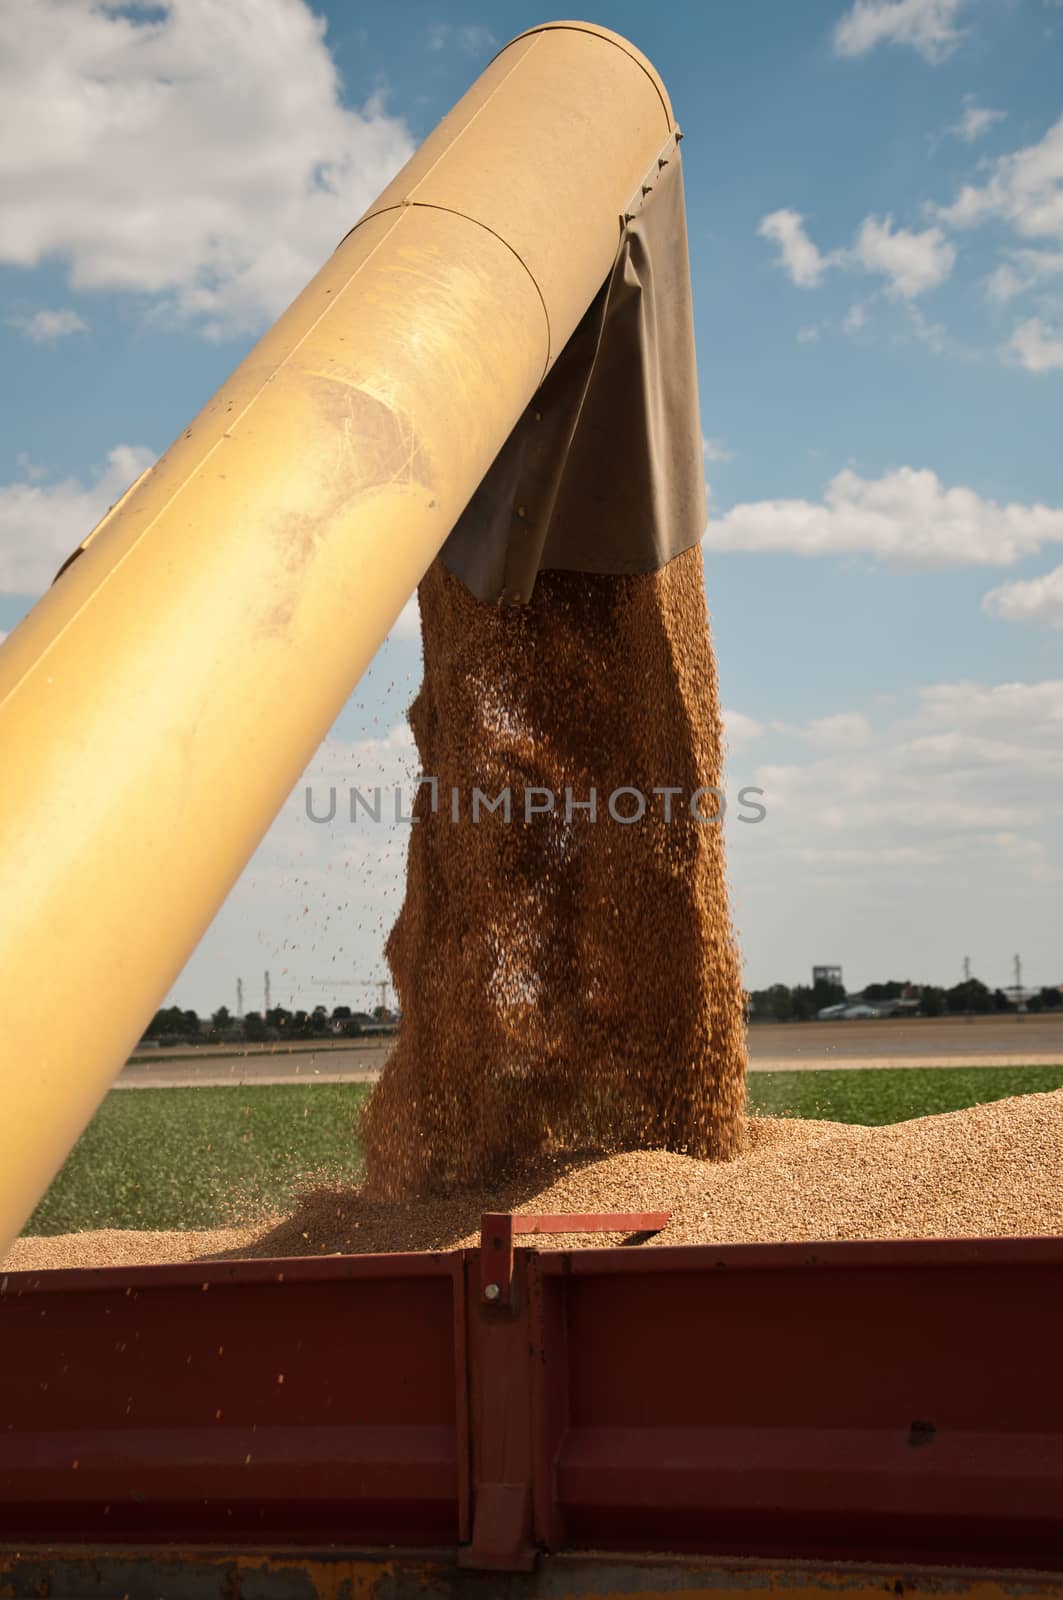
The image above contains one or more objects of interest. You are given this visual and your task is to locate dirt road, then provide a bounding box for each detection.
[747,1013,1063,1068]
[116,1013,1063,1088]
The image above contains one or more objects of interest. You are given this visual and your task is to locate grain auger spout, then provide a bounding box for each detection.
[0,22,716,1250]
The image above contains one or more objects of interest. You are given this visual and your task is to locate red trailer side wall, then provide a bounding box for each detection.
[2,1236,1061,1574]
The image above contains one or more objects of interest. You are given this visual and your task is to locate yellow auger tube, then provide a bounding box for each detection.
[0,23,674,1252]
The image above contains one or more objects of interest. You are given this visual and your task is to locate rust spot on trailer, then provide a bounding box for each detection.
[2,1554,1063,1599]
[907,1420,937,1448]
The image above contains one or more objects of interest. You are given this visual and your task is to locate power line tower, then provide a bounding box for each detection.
[264,969,271,1015]
[349,977,391,1015]
[236,977,244,1019]
[963,955,971,983]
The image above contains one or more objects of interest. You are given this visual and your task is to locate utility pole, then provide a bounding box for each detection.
[236,977,243,1018]
[264,969,271,1015]
[1014,953,1025,1016]
[962,955,972,1020]
[378,979,389,1015]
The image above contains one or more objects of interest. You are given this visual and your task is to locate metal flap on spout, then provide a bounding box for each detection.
[438,144,705,606]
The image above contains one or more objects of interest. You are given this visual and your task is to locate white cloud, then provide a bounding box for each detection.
[735,680,1063,866]
[911,677,1063,733]
[276,687,1059,998]
[0,0,415,337]
[702,435,734,464]
[760,210,954,298]
[256,720,419,888]
[946,96,1006,144]
[797,324,822,343]
[1008,316,1063,371]
[723,709,764,745]
[388,592,421,643]
[986,264,1024,303]
[178,673,1063,1002]
[305,722,417,785]
[833,0,969,62]
[936,112,1063,242]
[766,711,874,748]
[853,215,955,297]
[803,712,873,749]
[759,210,831,288]
[0,446,155,594]
[705,466,1063,567]
[9,307,89,342]
[790,843,943,867]
[184,718,421,1013]
[903,302,959,357]
[843,303,867,333]
[429,23,496,54]
[983,565,1063,628]
[985,249,1063,302]
[933,115,1063,361]
[460,24,496,54]
[898,728,1061,779]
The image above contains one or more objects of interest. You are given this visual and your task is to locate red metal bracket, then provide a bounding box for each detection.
[463,1211,670,1569]
[479,1212,670,1306]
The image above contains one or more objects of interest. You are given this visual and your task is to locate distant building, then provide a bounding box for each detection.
[813,965,843,989]
[862,997,920,1018]
[818,1002,886,1021]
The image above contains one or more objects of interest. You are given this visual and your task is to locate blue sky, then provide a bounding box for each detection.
[1,0,1061,1008]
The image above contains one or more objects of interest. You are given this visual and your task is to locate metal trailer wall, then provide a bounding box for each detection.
[1,1235,1062,1585]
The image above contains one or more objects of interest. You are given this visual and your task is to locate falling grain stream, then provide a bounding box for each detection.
[361,548,748,1198]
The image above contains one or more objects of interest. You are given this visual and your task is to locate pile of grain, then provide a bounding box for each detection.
[2,1227,256,1272]
[661,1089,1063,1246]
[361,549,748,1199]
[6,1092,1060,1272]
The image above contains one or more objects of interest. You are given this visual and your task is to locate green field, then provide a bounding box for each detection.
[747,1064,1063,1126]
[24,1066,1063,1236]
[27,1084,372,1236]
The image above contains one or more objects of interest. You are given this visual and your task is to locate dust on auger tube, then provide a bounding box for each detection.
[360,546,748,1199]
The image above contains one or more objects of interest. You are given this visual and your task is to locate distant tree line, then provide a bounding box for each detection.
[747,975,1062,1023]
[142,974,1060,1044]
[141,1002,395,1047]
